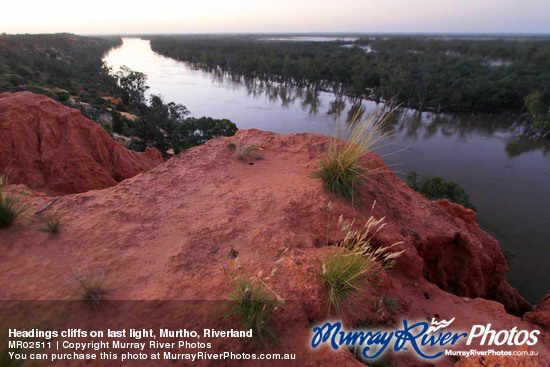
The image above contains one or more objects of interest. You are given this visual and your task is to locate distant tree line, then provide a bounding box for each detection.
[0,33,122,100]
[0,34,237,154]
[149,35,550,135]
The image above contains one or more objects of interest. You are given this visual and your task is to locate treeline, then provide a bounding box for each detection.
[149,35,550,118]
[0,33,122,102]
[0,33,237,154]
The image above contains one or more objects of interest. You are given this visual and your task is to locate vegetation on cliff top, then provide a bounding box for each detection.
[314,110,391,204]
[0,33,237,155]
[0,33,121,105]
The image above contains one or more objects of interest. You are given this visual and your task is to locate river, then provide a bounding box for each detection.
[104,37,549,304]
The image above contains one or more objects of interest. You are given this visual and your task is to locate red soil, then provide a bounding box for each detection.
[1,120,548,365]
[0,92,163,194]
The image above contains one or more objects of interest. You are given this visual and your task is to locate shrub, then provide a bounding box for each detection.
[57,91,70,102]
[319,215,402,322]
[8,75,22,86]
[110,110,126,134]
[313,110,392,204]
[127,138,145,152]
[405,170,476,210]
[115,101,127,112]
[39,216,63,234]
[225,275,279,347]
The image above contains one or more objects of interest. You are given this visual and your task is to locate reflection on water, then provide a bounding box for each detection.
[187,64,549,160]
[506,136,550,157]
[104,38,549,304]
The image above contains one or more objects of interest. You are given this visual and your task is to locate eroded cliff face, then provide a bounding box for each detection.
[0,91,163,194]
[1,125,547,365]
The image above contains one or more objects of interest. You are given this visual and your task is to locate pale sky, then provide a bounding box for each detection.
[2,0,549,35]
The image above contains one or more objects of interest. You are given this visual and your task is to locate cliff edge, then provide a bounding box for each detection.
[1,118,548,365]
[0,91,163,194]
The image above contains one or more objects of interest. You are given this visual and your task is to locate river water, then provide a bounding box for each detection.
[104,38,549,304]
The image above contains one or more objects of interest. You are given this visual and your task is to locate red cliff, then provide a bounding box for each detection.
[0,91,163,194]
[1,128,547,366]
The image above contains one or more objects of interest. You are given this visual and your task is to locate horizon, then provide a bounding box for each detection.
[2,0,550,35]
[4,31,550,39]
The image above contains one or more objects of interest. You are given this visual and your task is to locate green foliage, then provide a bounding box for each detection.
[110,109,126,134]
[171,116,237,151]
[321,248,372,321]
[39,216,63,234]
[225,276,279,347]
[56,91,70,102]
[119,92,236,153]
[0,176,25,229]
[101,122,113,136]
[313,111,391,204]
[115,101,127,112]
[524,91,550,137]
[8,75,22,86]
[525,91,548,120]
[150,35,550,115]
[127,138,145,152]
[116,65,149,109]
[406,170,476,210]
[319,216,402,322]
[0,33,122,115]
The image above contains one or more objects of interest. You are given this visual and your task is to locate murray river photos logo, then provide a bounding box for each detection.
[310,318,540,360]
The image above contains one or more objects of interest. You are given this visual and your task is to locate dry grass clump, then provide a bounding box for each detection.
[314,110,392,204]
[319,215,403,322]
[225,275,280,347]
[69,268,109,309]
[0,172,25,229]
[227,141,263,160]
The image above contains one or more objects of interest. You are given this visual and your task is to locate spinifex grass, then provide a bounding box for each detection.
[314,110,392,205]
[320,215,403,322]
[0,172,25,229]
[39,216,63,234]
[225,275,279,348]
[70,268,108,309]
[234,144,262,161]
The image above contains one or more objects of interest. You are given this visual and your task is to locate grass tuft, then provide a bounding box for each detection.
[234,144,262,160]
[225,275,279,347]
[39,216,63,234]
[0,172,25,229]
[313,110,392,204]
[70,268,108,309]
[319,215,403,322]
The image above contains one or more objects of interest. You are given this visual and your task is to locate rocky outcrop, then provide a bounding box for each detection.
[1,129,546,366]
[0,91,163,194]
[340,151,532,315]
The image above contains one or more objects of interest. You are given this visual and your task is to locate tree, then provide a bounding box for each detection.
[524,91,548,123]
[116,65,149,109]
[171,117,237,152]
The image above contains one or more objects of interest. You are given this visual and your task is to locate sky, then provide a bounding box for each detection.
[1,0,549,35]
